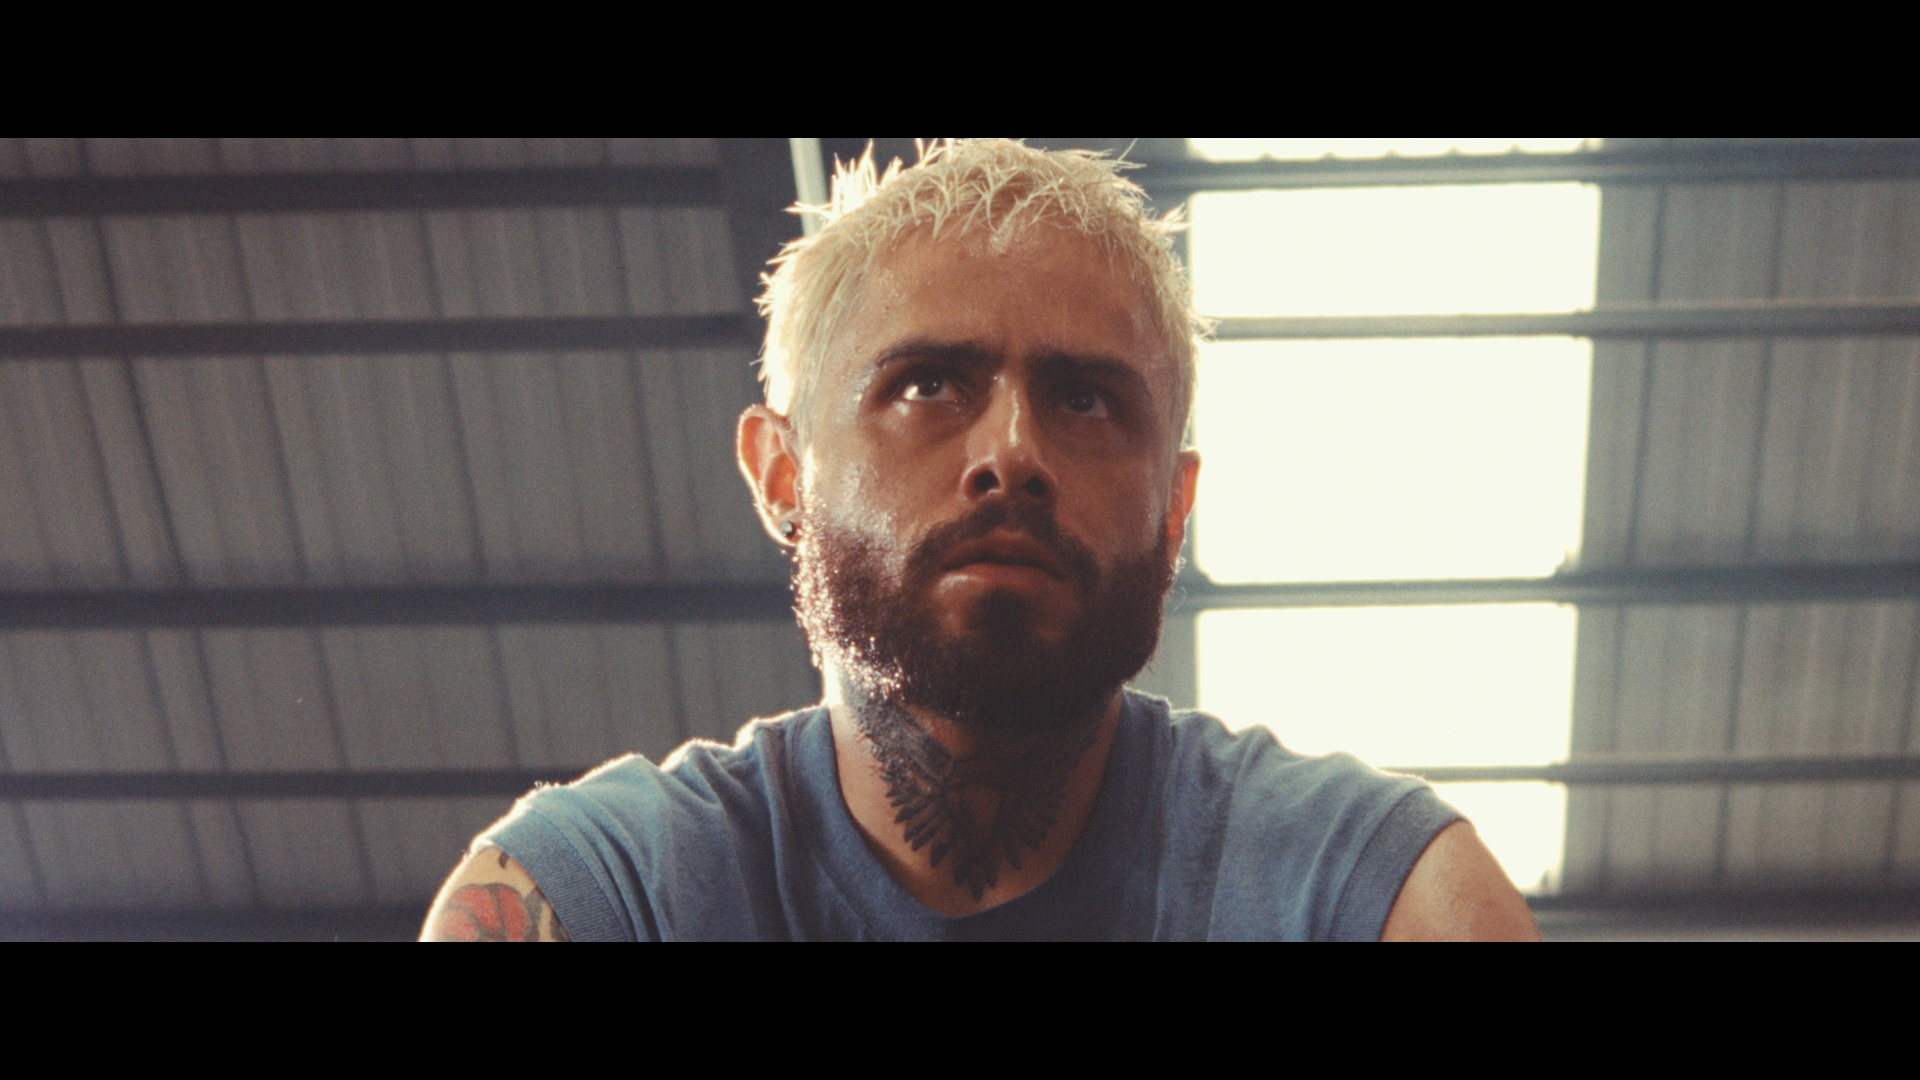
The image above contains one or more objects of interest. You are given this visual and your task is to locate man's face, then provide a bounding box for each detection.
[784,224,1197,730]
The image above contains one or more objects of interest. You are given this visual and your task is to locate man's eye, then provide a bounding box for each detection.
[902,375,949,401]
[1062,387,1108,418]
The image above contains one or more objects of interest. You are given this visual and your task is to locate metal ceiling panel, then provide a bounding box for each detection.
[143,629,252,905]
[0,362,126,588]
[0,632,206,906]
[1723,602,1918,884]
[319,627,517,903]
[0,804,38,907]
[357,796,514,907]
[0,616,819,912]
[672,621,822,746]
[1568,168,1920,894]
[198,628,368,905]
[1564,606,1742,892]
[264,353,482,585]
[0,136,810,918]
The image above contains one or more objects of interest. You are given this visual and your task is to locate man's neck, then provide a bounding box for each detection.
[826,676,1122,917]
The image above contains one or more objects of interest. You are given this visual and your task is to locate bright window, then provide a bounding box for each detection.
[1191,183,1600,318]
[1187,139,1597,894]
[1194,338,1590,584]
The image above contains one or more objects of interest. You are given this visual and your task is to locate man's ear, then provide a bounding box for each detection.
[1165,449,1200,571]
[737,405,802,547]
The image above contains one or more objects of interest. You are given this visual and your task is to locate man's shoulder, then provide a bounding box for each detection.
[485,706,825,861]
[1128,691,1415,798]
[1124,692,1460,940]
[1160,700,1295,763]
[473,705,828,940]
[1132,691,1333,790]
[556,705,825,816]
[1121,687,1443,864]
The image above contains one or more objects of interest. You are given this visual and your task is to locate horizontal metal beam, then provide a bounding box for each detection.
[1393,755,1920,785]
[3,301,1909,366]
[1144,140,1920,197]
[1211,300,1920,341]
[1529,888,1920,937]
[0,315,762,360]
[0,769,573,800]
[0,907,430,941]
[1182,561,1920,610]
[0,581,795,631]
[0,165,722,218]
[4,145,1908,224]
[4,562,1916,632]
[7,754,1918,801]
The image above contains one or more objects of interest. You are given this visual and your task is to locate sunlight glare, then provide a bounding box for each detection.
[1198,604,1575,893]
[1193,337,1592,583]
[1192,184,1600,317]
[1187,142,1599,897]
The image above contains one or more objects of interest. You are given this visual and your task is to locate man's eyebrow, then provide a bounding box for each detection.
[860,339,1000,389]
[1030,351,1152,398]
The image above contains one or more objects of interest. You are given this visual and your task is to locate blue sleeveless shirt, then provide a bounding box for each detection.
[480,690,1458,941]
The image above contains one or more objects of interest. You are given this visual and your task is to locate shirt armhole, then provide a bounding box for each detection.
[490,807,653,942]
[1326,787,1463,942]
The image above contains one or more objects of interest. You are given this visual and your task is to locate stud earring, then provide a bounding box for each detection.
[779,519,797,539]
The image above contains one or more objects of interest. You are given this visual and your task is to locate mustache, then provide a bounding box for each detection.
[902,501,1101,595]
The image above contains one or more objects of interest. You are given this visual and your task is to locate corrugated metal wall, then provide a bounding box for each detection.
[0,139,817,915]
[1566,169,1920,892]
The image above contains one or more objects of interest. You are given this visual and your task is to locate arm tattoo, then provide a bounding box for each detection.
[429,858,571,942]
[861,702,1099,901]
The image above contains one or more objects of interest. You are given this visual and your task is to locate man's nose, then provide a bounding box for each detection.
[959,380,1057,504]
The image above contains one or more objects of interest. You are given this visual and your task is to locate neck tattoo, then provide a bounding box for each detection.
[856,697,1101,902]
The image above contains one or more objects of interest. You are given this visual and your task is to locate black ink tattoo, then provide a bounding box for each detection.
[859,699,1099,901]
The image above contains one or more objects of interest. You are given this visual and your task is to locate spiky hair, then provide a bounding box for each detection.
[755,139,1203,446]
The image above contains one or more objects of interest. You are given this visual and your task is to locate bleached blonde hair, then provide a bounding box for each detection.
[755,139,1204,448]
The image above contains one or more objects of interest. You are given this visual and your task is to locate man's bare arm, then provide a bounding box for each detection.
[1380,820,1540,941]
[420,845,571,942]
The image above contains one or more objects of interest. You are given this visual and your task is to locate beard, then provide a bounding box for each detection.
[793,499,1173,737]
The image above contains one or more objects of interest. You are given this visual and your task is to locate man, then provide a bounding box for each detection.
[423,140,1538,941]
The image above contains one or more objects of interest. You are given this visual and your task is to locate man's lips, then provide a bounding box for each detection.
[940,532,1069,581]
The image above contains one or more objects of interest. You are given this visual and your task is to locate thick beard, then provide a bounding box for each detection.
[793,499,1173,737]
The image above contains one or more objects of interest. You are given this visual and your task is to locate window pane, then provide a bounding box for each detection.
[1191,184,1599,316]
[1194,337,1591,583]
[1425,782,1568,895]
[1187,158,1602,898]
[1197,604,1575,892]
